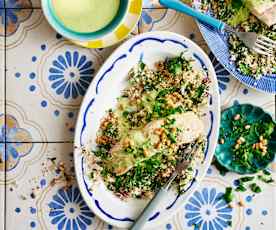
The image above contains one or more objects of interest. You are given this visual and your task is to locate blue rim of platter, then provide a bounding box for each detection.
[197,19,276,94]
[74,31,220,228]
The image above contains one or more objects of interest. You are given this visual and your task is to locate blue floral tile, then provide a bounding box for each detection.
[179,172,276,230]
[6,9,104,141]
[185,187,233,229]
[48,51,95,99]
[48,186,95,229]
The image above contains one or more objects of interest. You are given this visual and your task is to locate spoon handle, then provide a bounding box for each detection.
[159,0,225,31]
[130,188,167,230]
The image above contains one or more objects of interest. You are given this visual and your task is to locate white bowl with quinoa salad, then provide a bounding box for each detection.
[74,31,220,229]
[196,0,276,93]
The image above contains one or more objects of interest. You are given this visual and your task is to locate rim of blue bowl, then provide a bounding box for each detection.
[42,0,130,41]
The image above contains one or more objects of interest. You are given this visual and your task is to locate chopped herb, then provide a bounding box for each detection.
[257,175,274,184]
[157,87,177,98]
[250,183,262,193]
[231,0,243,9]
[263,169,271,176]
[239,176,255,183]
[139,62,145,71]
[235,183,247,192]
[167,132,177,143]
[166,56,183,75]
[239,63,252,75]
[122,111,129,118]
[223,187,234,203]
[227,220,233,227]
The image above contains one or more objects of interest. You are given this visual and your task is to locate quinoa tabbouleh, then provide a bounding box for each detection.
[84,54,209,199]
[201,0,276,77]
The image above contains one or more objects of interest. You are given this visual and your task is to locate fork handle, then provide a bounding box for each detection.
[131,188,167,230]
[159,0,225,31]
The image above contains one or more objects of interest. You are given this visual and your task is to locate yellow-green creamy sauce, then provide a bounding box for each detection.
[52,0,120,33]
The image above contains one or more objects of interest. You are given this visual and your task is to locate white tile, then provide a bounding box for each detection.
[222,81,275,117]
[6,9,106,141]
[139,9,208,50]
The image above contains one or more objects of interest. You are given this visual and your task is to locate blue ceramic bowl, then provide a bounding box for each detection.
[215,104,276,174]
[42,0,129,41]
[196,10,276,94]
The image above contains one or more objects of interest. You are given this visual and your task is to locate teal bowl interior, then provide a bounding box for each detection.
[215,104,276,174]
[42,0,129,41]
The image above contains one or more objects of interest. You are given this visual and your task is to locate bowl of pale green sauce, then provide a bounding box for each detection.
[42,0,129,41]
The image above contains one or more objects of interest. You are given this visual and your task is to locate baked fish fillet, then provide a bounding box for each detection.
[107,111,204,176]
[249,0,276,26]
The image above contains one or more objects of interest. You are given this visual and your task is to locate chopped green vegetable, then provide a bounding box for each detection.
[223,187,234,203]
[263,169,271,176]
[239,176,255,183]
[228,6,250,27]
[139,61,145,71]
[166,53,192,75]
[258,175,274,183]
[250,183,262,193]
[235,183,247,192]
[227,221,233,227]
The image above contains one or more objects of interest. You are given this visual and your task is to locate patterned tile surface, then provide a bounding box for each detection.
[139,9,209,52]
[0,2,275,230]
[143,0,162,8]
[5,0,39,8]
[0,9,4,230]
[5,9,105,141]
